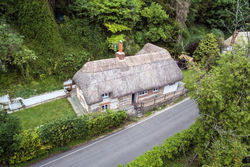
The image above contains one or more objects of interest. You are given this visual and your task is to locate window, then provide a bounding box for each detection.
[102,93,109,98]
[139,90,148,96]
[101,104,108,110]
[153,88,158,92]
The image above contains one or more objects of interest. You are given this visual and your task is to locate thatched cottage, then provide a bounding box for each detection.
[223,31,249,53]
[73,42,185,113]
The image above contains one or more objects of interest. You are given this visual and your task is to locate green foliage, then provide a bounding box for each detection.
[0,20,37,79]
[39,110,127,147]
[204,134,248,167]
[17,0,65,76]
[9,129,51,165]
[122,123,198,167]
[189,47,250,164]
[105,23,131,33]
[81,22,110,59]
[17,0,63,49]
[39,117,88,147]
[140,2,169,42]
[7,110,127,165]
[193,33,220,70]
[0,74,63,98]
[59,48,91,78]
[86,110,128,136]
[187,0,250,32]
[72,0,142,29]
[107,34,126,50]
[0,0,18,22]
[13,98,76,130]
[59,17,83,45]
[123,146,163,167]
[0,110,21,165]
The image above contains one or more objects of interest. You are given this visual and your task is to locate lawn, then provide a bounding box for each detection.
[12,98,76,130]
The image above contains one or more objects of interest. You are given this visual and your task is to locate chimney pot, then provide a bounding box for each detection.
[116,40,125,60]
[119,40,123,52]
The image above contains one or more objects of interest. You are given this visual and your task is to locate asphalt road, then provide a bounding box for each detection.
[31,98,199,167]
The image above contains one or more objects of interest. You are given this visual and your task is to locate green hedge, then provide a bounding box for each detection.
[9,129,51,164]
[8,110,127,165]
[39,117,88,147]
[86,110,128,136]
[121,123,198,167]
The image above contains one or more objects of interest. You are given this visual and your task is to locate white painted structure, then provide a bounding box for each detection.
[163,82,179,94]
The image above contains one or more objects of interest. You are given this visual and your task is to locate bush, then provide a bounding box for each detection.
[39,117,88,147]
[9,129,51,164]
[39,110,127,147]
[0,110,21,165]
[5,110,127,165]
[86,110,127,137]
[122,122,198,167]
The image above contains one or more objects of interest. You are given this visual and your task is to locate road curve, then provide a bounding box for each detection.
[31,98,199,167]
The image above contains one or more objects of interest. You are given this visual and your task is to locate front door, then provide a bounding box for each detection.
[131,94,135,104]
[131,93,138,104]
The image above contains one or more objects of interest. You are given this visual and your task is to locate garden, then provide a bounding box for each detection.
[12,98,76,130]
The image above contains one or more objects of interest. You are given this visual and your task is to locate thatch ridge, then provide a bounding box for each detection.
[73,43,183,105]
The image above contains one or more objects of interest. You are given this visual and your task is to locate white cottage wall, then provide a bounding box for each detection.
[163,82,179,94]
[76,86,89,112]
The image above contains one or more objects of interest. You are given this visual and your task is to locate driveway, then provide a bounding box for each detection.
[31,98,199,167]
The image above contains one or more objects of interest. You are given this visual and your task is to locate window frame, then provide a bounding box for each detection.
[139,90,148,96]
[102,93,109,98]
[101,104,109,110]
[153,88,158,93]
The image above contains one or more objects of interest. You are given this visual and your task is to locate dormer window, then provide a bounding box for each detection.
[102,93,109,98]
[153,88,158,92]
[139,90,148,96]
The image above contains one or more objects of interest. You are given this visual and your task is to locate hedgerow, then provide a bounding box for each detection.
[9,129,51,165]
[120,123,198,167]
[5,110,127,165]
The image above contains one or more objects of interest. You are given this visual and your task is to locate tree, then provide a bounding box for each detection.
[204,133,248,167]
[72,0,141,29]
[187,0,250,32]
[0,110,21,165]
[0,20,37,79]
[141,2,172,42]
[188,47,250,164]
[193,33,219,70]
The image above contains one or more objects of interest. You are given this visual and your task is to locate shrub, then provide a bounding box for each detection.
[39,117,88,147]
[161,124,197,161]
[0,110,21,165]
[122,122,198,167]
[5,110,127,165]
[9,129,51,164]
[86,110,127,137]
[122,146,163,167]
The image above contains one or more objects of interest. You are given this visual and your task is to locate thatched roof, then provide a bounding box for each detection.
[73,43,183,105]
[179,54,193,62]
[224,31,249,47]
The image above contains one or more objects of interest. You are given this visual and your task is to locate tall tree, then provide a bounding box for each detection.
[188,47,250,164]
[187,0,250,32]
[193,33,219,70]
